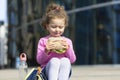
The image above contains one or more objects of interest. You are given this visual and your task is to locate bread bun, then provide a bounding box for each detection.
[48,37,67,54]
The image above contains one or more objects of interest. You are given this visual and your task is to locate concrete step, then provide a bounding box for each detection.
[0,65,120,80]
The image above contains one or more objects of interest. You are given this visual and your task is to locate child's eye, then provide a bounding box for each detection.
[51,25,57,28]
[59,26,64,29]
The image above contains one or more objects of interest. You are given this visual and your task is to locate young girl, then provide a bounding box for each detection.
[36,3,76,80]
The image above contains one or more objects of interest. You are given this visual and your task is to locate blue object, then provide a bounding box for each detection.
[25,68,47,80]
[25,68,38,80]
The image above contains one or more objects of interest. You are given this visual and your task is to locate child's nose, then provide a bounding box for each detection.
[55,27,60,31]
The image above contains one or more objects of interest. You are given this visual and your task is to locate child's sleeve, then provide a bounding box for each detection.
[65,39,76,63]
[36,38,48,65]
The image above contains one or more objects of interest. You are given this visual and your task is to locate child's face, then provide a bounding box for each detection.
[46,18,65,37]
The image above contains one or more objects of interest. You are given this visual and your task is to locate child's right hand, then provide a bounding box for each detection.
[45,41,55,53]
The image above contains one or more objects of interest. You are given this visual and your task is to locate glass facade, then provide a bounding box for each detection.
[74,0,120,65]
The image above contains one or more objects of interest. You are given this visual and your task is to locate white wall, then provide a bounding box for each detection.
[0,0,8,24]
[0,0,8,67]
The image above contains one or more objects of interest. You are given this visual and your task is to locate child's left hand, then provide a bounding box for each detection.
[58,40,69,50]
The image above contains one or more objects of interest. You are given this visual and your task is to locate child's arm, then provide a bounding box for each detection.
[65,39,76,63]
[36,38,48,65]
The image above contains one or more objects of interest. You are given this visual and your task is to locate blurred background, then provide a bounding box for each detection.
[0,0,120,69]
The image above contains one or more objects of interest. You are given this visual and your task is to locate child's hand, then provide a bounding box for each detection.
[52,40,69,54]
[46,37,69,54]
[59,40,69,50]
[45,41,55,54]
[46,40,63,51]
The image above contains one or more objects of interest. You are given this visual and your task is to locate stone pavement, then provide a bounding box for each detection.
[71,65,120,80]
[0,65,120,80]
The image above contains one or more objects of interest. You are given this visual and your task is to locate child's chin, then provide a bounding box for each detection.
[54,35,61,37]
[53,34,61,37]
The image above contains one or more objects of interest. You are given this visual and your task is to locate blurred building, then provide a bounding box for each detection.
[0,0,8,68]
[1,0,120,68]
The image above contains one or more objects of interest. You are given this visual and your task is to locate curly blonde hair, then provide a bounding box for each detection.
[40,3,69,28]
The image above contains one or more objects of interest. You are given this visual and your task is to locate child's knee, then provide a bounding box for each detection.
[49,58,60,66]
[61,58,71,67]
[61,58,70,63]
